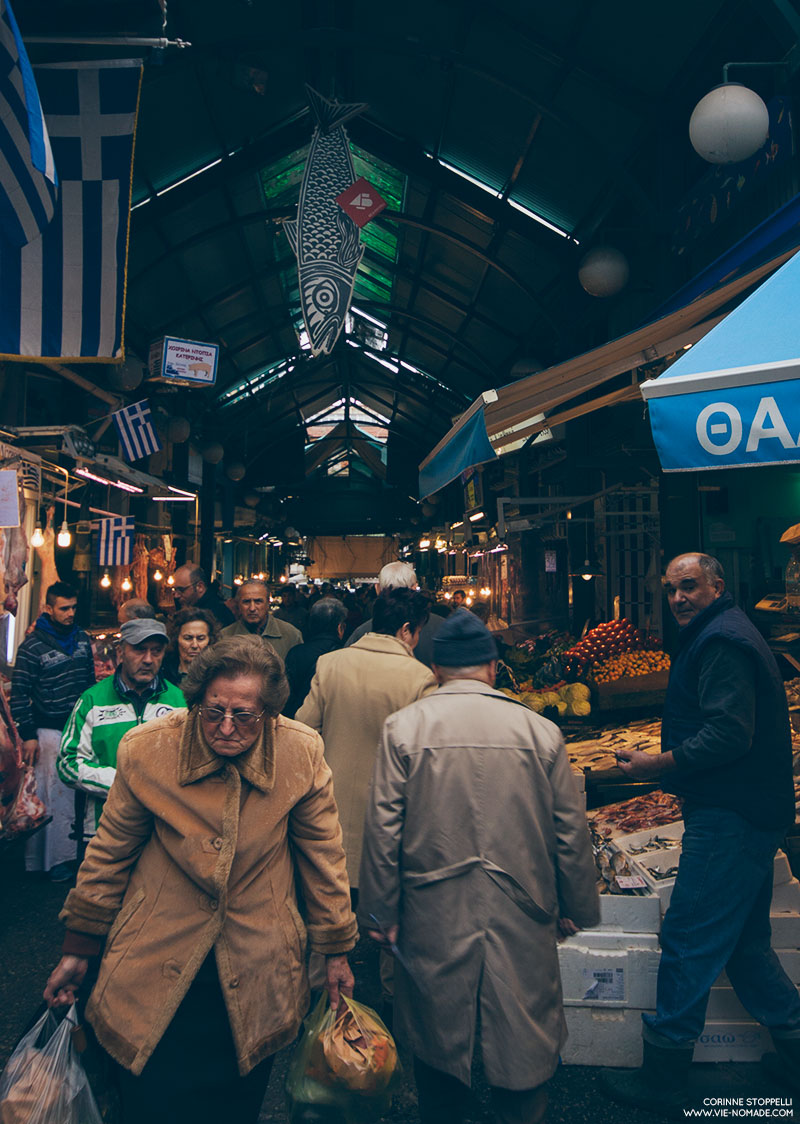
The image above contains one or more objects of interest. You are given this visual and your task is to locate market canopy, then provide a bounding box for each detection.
[418,250,795,498]
[641,248,800,472]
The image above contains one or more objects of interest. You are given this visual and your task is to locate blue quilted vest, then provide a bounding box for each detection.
[661,592,795,830]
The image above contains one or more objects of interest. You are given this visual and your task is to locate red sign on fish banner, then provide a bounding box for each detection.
[336,177,387,227]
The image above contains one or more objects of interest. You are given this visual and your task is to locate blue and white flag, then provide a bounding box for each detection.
[113,398,162,462]
[97,515,134,566]
[0,0,57,248]
[0,58,141,361]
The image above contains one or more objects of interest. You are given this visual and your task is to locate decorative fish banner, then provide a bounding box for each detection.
[284,86,367,357]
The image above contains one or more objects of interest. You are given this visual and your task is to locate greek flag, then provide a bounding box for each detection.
[0,0,57,248]
[0,58,141,361]
[113,398,162,462]
[97,516,134,566]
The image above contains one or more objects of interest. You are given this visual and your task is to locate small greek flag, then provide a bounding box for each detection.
[0,0,58,248]
[97,515,134,565]
[113,399,162,462]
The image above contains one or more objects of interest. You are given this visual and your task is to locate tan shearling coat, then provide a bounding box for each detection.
[60,708,357,1076]
[358,679,600,1090]
[296,633,436,884]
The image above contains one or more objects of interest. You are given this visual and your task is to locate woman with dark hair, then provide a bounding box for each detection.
[44,635,357,1124]
[162,607,219,686]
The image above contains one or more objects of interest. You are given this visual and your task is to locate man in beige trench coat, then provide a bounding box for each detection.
[358,609,599,1124]
[296,587,436,889]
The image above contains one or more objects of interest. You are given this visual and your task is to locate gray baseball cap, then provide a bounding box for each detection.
[119,618,168,646]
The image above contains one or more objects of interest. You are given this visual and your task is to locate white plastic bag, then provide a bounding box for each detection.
[0,1004,102,1124]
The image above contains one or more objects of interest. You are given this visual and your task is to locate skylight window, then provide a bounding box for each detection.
[217,358,292,408]
[427,153,575,241]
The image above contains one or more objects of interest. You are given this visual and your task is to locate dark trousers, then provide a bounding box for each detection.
[114,955,274,1124]
[413,1056,548,1124]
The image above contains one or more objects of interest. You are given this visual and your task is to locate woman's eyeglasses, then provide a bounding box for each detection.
[200,706,266,730]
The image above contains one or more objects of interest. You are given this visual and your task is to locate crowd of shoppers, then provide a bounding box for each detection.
[1,550,795,1123]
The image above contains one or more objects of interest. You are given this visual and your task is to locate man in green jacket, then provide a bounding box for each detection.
[58,619,185,832]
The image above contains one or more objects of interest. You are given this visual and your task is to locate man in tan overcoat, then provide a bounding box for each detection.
[296,587,436,888]
[358,609,599,1124]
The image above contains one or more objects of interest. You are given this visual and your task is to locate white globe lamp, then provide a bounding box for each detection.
[226,461,246,482]
[578,247,630,298]
[689,84,769,164]
[201,442,224,464]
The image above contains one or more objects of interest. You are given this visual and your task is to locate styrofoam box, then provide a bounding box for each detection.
[613,821,684,853]
[774,850,792,886]
[693,1021,770,1063]
[706,987,751,1020]
[562,928,660,951]
[633,849,680,911]
[769,911,800,948]
[559,944,660,1008]
[772,876,800,912]
[717,948,800,987]
[561,1005,645,1067]
[597,893,661,933]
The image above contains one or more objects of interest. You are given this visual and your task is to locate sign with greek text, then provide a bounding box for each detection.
[149,336,219,387]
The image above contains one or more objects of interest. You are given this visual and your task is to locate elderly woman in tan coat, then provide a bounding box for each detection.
[44,635,357,1124]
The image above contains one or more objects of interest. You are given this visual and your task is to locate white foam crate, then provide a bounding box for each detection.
[693,1021,770,1063]
[774,850,792,886]
[561,1006,645,1067]
[597,893,661,933]
[769,911,800,948]
[559,944,659,1008]
[614,821,684,853]
[561,929,660,951]
[632,848,681,909]
[772,876,800,912]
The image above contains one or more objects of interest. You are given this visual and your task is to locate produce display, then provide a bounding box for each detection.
[593,649,670,683]
[561,619,643,679]
[500,682,591,718]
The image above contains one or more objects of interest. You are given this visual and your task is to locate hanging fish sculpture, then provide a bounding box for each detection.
[283,86,368,356]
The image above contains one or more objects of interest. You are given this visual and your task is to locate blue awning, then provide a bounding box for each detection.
[419,248,794,497]
[642,248,800,471]
[419,396,498,498]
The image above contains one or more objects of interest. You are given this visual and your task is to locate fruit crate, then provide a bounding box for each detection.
[593,670,670,711]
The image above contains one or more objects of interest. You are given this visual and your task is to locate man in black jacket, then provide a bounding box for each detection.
[10,581,95,879]
[605,553,800,1108]
[284,597,346,718]
[171,563,234,627]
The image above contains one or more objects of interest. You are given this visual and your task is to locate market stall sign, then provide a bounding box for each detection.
[644,371,800,471]
[641,246,800,472]
[148,337,219,387]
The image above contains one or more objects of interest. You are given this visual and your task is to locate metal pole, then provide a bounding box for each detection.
[26,36,191,48]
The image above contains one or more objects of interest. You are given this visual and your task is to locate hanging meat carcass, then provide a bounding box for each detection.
[34,506,59,616]
[148,538,176,610]
[2,485,29,614]
[132,534,150,600]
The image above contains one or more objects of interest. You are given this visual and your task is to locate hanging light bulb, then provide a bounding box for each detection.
[57,467,71,546]
[121,575,133,592]
[581,560,594,582]
[100,571,112,589]
[167,574,175,587]
[31,522,44,548]
[153,568,164,581]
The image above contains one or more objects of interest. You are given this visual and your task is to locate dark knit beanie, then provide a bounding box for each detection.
[432,608,498,666]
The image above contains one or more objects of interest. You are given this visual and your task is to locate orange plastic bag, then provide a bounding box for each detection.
[321,997,397,1093]
[286,994,400,1123]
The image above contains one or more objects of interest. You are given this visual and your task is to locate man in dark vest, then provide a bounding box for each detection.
[604,553,800,1110]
